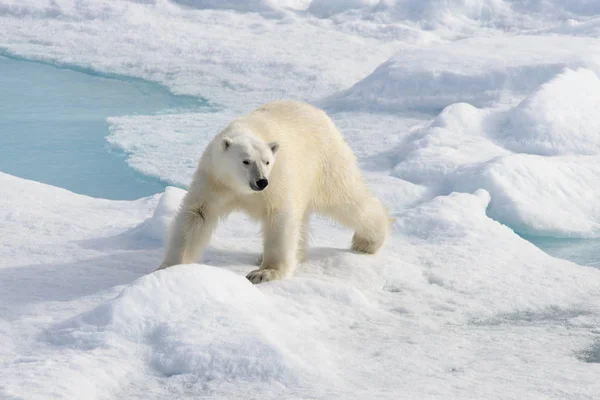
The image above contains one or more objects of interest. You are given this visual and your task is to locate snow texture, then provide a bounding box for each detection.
[323,36,600,112]
[389,69,600,237]
[501,68,600,156]
[2,0,600,399]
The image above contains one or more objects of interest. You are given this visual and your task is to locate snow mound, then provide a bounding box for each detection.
[511,0,600,18]
[0,0,124,19]
[391,78,600,238]
[34,262,377,397]
[306,0,379,18]
[391,102,508,185]
[308,0,513,29]
[172,0,270,12]
[539,16,600,36]
[50,265,304,381]
[168,0,508,23]
[323,36,600,113]
[393,190,600,317]
[304,0,600,29]
[500,68,600,155]
[128,186,186,242]
[397,189,491,240]
[453,155,600,238]
[169,0,300,16]
[167,0,600,26]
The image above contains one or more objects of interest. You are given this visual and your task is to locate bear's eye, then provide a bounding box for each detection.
[265,161,270,165]
[243,160,250,165]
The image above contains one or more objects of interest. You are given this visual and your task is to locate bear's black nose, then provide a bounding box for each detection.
[256,179,268,190]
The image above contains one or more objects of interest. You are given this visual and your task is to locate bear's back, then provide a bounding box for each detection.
[234,100,361,211]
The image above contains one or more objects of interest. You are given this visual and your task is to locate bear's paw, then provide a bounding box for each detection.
[246,268,285,284]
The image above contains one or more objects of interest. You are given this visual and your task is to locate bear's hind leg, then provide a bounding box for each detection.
[247,210,300,284]
[328,195,390,255]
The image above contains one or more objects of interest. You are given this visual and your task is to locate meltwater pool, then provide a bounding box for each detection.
[0,55,204,200]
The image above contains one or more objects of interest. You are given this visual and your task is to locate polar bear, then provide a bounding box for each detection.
[157,100,391,283]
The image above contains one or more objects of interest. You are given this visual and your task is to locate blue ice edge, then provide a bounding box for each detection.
[520,234,600,269]
[0,50,218,200]
[481,201,600,269]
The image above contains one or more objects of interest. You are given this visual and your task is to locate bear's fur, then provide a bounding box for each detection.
[158,100,391,283]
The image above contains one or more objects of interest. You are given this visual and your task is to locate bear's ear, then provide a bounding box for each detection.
[221,137,232,151]
[269,141,279,154]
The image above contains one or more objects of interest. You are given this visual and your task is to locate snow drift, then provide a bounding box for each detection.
[323,36,600,112]
[389,68,600,238]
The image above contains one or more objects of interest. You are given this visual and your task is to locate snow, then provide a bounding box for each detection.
[453,154,600,238]
[306,0,379,18]
[322,35,600,112]
[501,68,600,156]
[3,177,600,399]
[2,0,600,399]
[389,69,600,238]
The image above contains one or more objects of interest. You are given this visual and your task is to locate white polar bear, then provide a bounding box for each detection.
[158,100,391,283]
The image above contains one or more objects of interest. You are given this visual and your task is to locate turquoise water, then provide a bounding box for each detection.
[0,55,204,200]
[524,235,600,269]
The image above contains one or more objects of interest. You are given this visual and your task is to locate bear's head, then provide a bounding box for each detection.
[214,133,279,194]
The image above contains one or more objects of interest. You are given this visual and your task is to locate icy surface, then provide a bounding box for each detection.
[525,236,600,269]
[2,1,600,399]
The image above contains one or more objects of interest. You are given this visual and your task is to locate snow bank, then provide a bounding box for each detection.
[172,0,273,12]
[453,155,600,237]
[391,69,600,238]
[538,16,600,36]
[323,36,600,112]
[171,0,314,13]
[511,0,600,18]
[500,68,600,155]
[306,0,379,18]
[0,172,159,266]
[303,0,600,31]
[126,186,186,242]
[391,103,508,185]
[50,265,306,381]
[0,0,125,19]
[149,0,600,26]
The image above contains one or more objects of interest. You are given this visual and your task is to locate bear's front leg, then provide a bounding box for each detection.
[157,173,231,271]
[157,201,219,270]
[246,211,299,284]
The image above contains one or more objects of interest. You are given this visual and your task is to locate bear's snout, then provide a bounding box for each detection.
[254,179,268,191]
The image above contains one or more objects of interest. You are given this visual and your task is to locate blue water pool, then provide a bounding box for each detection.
[524,235,600,269]
[0,55,205,200]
